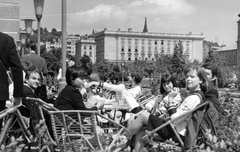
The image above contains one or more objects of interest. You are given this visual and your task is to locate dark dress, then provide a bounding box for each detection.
[55,85,97,111]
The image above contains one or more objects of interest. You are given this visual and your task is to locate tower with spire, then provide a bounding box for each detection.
[237,14,240,66]
[143,17,148,33]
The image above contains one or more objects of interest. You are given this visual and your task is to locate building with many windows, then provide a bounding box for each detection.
[0,2,19,41]
[45,35,80,56]
[75,18,205,64]
[75,37,96,63]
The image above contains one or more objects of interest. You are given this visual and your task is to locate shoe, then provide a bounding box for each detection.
[115,135,128,149]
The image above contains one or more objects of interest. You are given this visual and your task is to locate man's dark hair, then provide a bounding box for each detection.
[202,63,218,77]
[29,41,37,53]
[47,71,55,78]
[65,65,88,85]
[133,73,143,84]
[25,65,40,80]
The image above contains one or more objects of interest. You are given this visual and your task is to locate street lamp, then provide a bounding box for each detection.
[121,62,125,83]
[58,0,67,93]
[15,40,22,56]
[33,0,45,56]
[19,30,27,55]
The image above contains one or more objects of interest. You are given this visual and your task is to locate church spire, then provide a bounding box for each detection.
[143,17,148,33]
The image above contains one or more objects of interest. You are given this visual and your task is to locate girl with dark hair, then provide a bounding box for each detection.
[145,73,182,114]
[115,66,214,152]
[54,66,105,111]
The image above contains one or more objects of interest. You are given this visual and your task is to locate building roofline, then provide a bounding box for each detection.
[95,29,204,40]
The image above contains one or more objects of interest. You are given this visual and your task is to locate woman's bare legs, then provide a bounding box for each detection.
[133,130,146,152]
[123,110,150,136]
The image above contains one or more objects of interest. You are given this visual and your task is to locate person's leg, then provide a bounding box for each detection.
[123,110,150,137]
[0,100,6,128]
[133,130,146,152]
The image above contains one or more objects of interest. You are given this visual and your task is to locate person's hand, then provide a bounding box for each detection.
[13,97,22,107]
[168,87,179,98]
[85,81,98,88]
[96,100,105,110]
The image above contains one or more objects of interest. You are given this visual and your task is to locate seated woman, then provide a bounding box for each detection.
[86,73,143,112]
[54,66,105,112]
[116,66,214,152]
[145,73,182,115]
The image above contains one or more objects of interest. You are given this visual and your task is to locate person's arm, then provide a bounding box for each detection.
[170,94,201,119]
[71,89,100,110]
[87,81,125,92]
[8,37,23,98]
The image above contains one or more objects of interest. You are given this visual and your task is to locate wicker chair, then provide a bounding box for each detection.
[141,101,210,151]
[25,97,57,152]
[48,110,131,152]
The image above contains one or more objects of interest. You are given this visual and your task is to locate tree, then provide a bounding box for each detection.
[43,27,48,34]
[170,40,185,74]
[51,28,57,36]
[80,55,93,75]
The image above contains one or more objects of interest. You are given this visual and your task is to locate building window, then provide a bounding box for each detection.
[167,47,170,53]
[148,46,151,51]
[121,38,125,44]
[128,58,131,61]
[67,42,71,45]
[161,40,164,45]
[155,40,157,45]
[186,41,189,46]
[135,58,137,61]
[89,46,92,50]
[121,45,124,51]
[167,40,170,46]
[152,58,154,61]
[135,48,138,52]
[142,46,144,52]
[174,40,177,46]
[142,39,145,45]
[135,39,138,45]
[84,46,86,49]
[128,46,131,52]
[128,39,131,44]
[84,51,86,55]
[148,40,151,45]
[67,46,71,49]
[89,51,92,57]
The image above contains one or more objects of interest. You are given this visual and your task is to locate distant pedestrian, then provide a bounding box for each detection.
[0,32,23,128]
[22,41,48,76]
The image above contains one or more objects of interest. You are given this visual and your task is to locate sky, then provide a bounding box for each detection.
[2,0,240,48]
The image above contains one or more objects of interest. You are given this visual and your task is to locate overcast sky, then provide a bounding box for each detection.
[2,0,240,48]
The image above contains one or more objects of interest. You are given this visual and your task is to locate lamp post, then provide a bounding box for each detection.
[121,62,125,83]
[21,19,35,41]
[15,40,22,56]
[58,0,67,92]
[33,0,45,56]
[21,19,35,55]
[19,30,27,55]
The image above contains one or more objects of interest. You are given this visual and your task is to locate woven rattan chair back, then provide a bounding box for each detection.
[25,97,56,151]
[49,110,102,152]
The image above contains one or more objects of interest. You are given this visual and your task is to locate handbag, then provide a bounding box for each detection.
[0,60,13,85]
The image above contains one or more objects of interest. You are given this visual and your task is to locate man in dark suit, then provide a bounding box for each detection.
[22,41,48,76]
[0,32,23,128]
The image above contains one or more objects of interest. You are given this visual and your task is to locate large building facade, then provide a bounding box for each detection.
[94,29,204,63]
[75,37,96,63]
[76,19,205,64]
[0,2,19,41]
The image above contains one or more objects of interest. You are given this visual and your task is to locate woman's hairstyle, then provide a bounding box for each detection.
[184,66,214,93]
[133,73,143,84]
[66,65,88,85]
[160,73,179,94]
